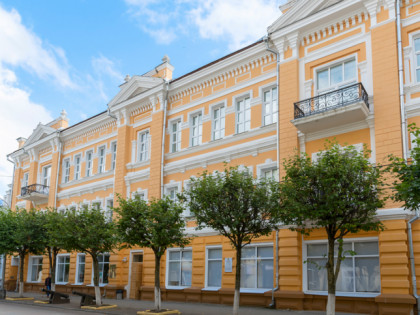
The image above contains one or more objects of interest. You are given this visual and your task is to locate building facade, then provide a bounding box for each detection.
[5,0,420,313]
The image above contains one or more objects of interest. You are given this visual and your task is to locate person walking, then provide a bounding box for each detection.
[44,274,51,297]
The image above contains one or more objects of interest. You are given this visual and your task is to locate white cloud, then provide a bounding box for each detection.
[125,0,282,50]
[89,55,123,102]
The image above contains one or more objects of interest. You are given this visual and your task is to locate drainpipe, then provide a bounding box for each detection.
[408,210,420,315]
[53,134,62,209]
[160,80,170,198]
[264,35,280,307]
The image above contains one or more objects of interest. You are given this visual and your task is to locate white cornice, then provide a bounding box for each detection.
[124,168,150,185]
[57,177,114,200]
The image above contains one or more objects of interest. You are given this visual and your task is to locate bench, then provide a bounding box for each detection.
[41,288,70,304]
[72,290,96,306]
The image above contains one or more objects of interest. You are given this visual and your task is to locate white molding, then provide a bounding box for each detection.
[304,118,370,142]
[63,132,117,155]
[57,177,114,200]
[124,168,150,186]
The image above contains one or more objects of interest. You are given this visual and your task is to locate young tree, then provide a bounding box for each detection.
[182,166,280,315]
[114,196,189,311]
[278,143,385,315]
[0,208,15,298]
[61,208,118,306]
[0,209,47,297]
[43,209,69,290]
[388,123,420,211]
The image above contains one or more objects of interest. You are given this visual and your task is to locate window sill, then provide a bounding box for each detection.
[26,281,42,284]
[240,288,271,294]
[71,283,84,286]
[166,286,190,290]
[126,160,150,170]
[87,283,108,287]
[55,282,68,285]
[304,290,380,298]
[202,287,220,291]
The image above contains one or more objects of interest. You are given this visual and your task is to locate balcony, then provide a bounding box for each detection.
[20,184,49,203]
[292,83,370,134]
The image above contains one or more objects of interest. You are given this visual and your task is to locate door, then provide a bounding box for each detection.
[129,253,143,299]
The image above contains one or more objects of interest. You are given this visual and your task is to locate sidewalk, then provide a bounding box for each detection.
[0,291,360,315]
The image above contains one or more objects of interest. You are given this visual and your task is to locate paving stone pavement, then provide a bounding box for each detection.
[0,291,361,315]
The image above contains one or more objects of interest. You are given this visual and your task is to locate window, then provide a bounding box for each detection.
[42,165,51,187]
[111,142,117,170]
[22,172,29,188]
[170,121,181,153]
[263,87,278,126]
[262,168,279,181]
[28,256,43,282]
[212,106,225,140]
[138,131,150,162]
[97,254,110,284]
[63,159,70,183]
[317,59,356,92]
[241,245,273,289]
[236,97,251,133]
[86,151,93,176]
[167,249,192,287]
[74,155,81,180]
[105,199,113,221]
[75,254,85,284]
[56,255,70,284]
[190,113,202,146]
[92,201,102,211]
[98,146,106,173]
[166,187,178,201]
[305,240,380,294]
[206,247,222,288]
[415,37,420,82]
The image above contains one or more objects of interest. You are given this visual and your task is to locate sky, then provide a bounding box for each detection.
[0,0,285,198]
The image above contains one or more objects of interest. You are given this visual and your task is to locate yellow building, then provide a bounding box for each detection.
[4,0,420,313]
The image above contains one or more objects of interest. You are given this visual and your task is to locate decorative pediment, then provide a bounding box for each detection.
[23,124,56,147]
[268,0,341,33]
[108,75,163,108]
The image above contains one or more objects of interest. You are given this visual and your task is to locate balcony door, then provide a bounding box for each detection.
[42,166,51,187]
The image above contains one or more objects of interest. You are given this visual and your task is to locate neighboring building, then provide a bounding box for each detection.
[4,0,420,313]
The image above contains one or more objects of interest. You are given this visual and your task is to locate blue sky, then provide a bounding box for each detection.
[0,0,285,197]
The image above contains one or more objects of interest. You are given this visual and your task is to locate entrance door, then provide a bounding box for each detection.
[129,253,143,299]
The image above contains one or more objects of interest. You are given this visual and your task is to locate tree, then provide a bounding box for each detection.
[0,208,15,297]
[61,208,118,306]
[182,166,280,315]
[114,196,189,311]
[0,209,46,297]
[278,142,385,315]
[42,209,69,290]
[388,123,420,211]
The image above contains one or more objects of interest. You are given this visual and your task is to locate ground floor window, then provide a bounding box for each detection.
[75,254,85,284]
[241,245,273,289]
[206,247,222,288]
[56,255,70,284]
[28,256,43,282]
[167,249,192,287]
[305,239,380,294]
[97,254,110,285]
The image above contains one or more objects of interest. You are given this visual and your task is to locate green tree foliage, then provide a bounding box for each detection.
[278,142,385,315]
[182,166,280,315]
[114,196,189,311]
[0,209,46,297]
[388,123,420,211]
[61,208,118,305]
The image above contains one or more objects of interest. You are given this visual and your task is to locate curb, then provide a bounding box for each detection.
[81,304,118,310]
[6,297,35,301]
[137,310,181,315]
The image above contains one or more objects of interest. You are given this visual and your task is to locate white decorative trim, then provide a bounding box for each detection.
[124,168,150,186]
[57,177,114,200]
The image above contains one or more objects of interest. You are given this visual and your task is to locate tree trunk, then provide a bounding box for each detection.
[51,249,58,291]
[326,236,336,315]
[92,255,102,306]
[154,254,162,311]
[233,246,242,315]
[19,253,25,298]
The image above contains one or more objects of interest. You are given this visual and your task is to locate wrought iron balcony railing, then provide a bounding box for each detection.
[294,83,369,119]
[21,184,49,197]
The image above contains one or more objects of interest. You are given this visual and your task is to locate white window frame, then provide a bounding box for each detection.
[57,206,66,215]
[210,102,226,141]
[205,246,222,289]
[190,111,203,147]
[85,150,93,177]
[257,160,278,181]
[97,145,106,174]
[42,165,52,187]
[111,142,117,170]
[262,86,278,126]
[240,243,274,292]
[164,182,181,202]
[104,197,114,222]
[63,158,70,183]
[166,248,193,289]
[311,143,364,163]
[170,120,182,153]
[132,188,148,202]
[303,237,380,297]
[74,154,82,180]
[235,94,251,134]
[314,56,358,94]
[91,200,102,211]
[27,255,43,283]
[137,130,150,162]
[75,253,86,285]
[22,172,29,188]
[91,253,110,286]
[55,254,70,284]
